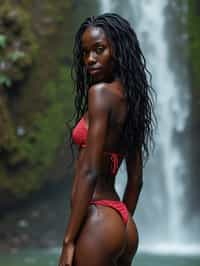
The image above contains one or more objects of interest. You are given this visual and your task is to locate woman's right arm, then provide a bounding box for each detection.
[123,147,143,216]
[70,149,83,209]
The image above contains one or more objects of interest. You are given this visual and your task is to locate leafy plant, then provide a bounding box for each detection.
[8,51,26,62]
[0,34,7,49]
[0,73,12,87]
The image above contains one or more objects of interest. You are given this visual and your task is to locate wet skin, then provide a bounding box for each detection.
[58,26,143,266]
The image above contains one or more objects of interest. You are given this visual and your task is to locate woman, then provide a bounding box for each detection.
[59,13,156,266]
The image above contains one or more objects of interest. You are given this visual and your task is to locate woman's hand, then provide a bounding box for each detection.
[58,241,75,266]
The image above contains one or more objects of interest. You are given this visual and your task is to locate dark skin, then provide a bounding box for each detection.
[58,26,143,266]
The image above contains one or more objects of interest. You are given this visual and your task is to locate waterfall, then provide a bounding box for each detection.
[100,0,115,13]
[99,0,194,254]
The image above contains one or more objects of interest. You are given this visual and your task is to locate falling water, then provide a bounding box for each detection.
[132,0,191,252]
[100,0,115,13]
[100,0,193,254]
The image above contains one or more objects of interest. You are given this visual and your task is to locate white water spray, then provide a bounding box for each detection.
[100,0,191,253]
[100,0,115,13]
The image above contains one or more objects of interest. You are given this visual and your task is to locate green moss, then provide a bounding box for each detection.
[0,66,73,198]
[0,73,12,87]
[0,94,17,150]
[0,0,74,201]
[0,2,38,86]
[21,67,73,165]
[187,0,200,88]
[0,34,7,48]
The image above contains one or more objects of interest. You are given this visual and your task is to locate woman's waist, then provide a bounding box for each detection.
[91,186,121,202]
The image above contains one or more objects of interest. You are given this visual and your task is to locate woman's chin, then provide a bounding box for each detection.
[90,74,104,84]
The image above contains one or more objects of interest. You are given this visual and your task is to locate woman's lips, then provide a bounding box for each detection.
[88,68,101,75]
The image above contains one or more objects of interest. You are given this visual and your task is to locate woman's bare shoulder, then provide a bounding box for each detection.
[89,81,125,104]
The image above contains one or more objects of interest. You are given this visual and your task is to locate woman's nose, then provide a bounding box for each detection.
[88,52,96,65]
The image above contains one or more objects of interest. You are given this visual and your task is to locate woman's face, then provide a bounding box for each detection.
[81,26,115,83]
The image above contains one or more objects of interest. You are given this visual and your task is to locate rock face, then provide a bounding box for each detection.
[0,0,74,209]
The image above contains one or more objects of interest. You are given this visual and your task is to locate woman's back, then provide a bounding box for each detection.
[72,80,128,201]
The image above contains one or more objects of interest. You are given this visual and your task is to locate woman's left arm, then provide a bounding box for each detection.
[63,84,110,245]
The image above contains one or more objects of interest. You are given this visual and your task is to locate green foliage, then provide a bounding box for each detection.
[8,51,26,62]
[0,3,38,87]
[0,73,12,87]
[0,34,7,48]
[56,15,65,24]
[0,66,73,198]
[0,0,73,202]
[187,0,200,87]
[22,68,72,164]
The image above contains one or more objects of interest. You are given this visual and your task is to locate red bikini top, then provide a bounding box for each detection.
[72,116,124,176]
[72,117,88,148]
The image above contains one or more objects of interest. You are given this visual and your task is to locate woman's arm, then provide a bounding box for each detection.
[63,84,110,244]
[123,147,143,216]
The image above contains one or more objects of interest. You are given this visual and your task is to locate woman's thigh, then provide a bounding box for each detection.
[73,204,127,266]
[117,213,139,266]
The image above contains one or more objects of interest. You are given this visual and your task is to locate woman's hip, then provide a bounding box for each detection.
[75,203,128,259]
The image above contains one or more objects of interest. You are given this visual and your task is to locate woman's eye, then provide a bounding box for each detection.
[96,46,104,54]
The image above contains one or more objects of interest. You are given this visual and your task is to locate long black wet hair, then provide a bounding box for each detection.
[68,13,156,164]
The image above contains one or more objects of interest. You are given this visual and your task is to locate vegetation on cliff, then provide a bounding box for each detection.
[187,0,200,89]
[0,3,37,87]
[0,0,73,204]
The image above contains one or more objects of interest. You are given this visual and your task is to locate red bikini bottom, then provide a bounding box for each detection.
[89,200,129,225]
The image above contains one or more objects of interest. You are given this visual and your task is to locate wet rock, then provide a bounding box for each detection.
[20,233,30,242]
[17,219,29,228]
[16,126,26,137]
[11,236,21,245]
[31,210,40,218]
[2,10,18,27]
